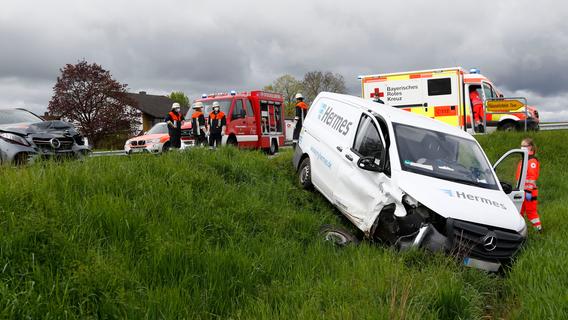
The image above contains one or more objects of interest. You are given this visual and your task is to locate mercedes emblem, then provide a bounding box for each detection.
[481,233,498,252]
[49,138,61,149]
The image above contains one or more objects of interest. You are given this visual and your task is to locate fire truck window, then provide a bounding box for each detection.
[232,99,245,119]
[245,99,254,116]
[353,115,384,159]
[274,105,282,132]
[260,102,269,133]
[427,78,452,96]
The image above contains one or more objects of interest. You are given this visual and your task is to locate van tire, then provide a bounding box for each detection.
[498,121,518,131]
[268,139,278,155]
[319,224,360,247]
[298,157,313,189]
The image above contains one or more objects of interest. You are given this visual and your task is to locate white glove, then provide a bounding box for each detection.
[221,131,225,136]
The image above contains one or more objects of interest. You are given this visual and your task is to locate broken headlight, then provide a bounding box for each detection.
[0,132,31,147]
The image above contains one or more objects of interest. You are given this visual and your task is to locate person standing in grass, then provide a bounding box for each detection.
[191,102,207,147]
[165,102,184,149]
[208,101,226,149]
[517,138,542,231]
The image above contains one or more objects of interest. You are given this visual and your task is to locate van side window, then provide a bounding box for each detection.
[427,78,452,96]
[482,83,496,99]
[245,99,254,116]
[352,115,384,159]
[232,99,245,119]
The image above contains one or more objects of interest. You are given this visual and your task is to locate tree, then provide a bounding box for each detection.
[48,60,139,148]
[264,74,303,117]
[169,91,190,108]
[302,71,347,103]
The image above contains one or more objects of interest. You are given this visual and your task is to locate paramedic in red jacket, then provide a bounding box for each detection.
[517,138,542,231]
[469,89,485,133]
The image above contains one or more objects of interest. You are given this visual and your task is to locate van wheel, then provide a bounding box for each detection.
[268,139,278,155]
[298,157,313,189]
[498,121,518,131]
[319,224,360,247]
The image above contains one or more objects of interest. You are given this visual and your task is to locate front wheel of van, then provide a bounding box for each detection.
[298,157,313,189]
[319,224,360,247]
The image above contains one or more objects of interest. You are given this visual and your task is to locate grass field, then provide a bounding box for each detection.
[1,130,567,319]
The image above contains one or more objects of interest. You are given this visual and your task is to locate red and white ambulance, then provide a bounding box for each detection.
[359,67,540,133]
[185,90,286,154]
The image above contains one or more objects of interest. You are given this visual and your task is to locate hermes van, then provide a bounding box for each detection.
[293,92,529,272]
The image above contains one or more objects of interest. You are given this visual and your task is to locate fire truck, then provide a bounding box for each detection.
[184,90,285,154]
[359,67,540,133]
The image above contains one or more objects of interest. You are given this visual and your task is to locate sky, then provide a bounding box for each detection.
[1,0,567,121]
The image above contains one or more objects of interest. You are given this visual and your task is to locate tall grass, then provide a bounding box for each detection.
[0,130,567,319]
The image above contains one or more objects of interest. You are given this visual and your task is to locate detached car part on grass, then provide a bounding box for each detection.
[294,92,529,272]
[0,108,90,165]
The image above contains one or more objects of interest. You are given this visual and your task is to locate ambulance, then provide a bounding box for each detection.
[187,90,285,154]
[293,92,529,272]
[359,67,540,133]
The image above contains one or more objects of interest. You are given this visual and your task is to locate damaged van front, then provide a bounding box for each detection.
[293,92,528,272]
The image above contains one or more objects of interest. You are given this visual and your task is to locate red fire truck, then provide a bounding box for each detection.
[185,90,285,154]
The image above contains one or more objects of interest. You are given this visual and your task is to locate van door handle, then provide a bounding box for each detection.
[514,194,523,200]
[345,154,353,161]
[336,146,343,152]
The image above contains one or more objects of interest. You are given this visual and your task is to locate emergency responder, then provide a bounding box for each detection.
[191,102,207,146]
[517,138,542,231]
[208,101,226,149]
[292,93,308,146]
[469,87,484,133]
[165,102,184,149]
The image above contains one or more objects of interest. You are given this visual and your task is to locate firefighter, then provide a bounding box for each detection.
[191,102,207,146]
[208,101,226,149]
[518,138,542,231]
[292,93,308,146]
[165,102,184,149]
[469,88,484,133]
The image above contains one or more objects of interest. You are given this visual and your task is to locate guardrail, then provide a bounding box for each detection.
[540,122,568,131]
[90,150,126,157]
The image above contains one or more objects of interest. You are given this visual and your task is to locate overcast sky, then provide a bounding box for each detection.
[1,0,567,121]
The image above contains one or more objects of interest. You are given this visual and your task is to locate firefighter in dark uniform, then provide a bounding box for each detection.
[208,101,226,149]
[293,93,308,146]
[165,102,184,149]
[191,102,207,146]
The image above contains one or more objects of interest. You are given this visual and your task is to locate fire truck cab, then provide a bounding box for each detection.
[359,67,540,133]
[188,91,285,154]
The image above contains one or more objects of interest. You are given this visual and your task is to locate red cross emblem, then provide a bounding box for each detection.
[370,88,384,99]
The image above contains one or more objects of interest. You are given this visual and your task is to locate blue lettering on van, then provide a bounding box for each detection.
[310,146,332,169]
[440,189,507,210]
[317,103,353,136]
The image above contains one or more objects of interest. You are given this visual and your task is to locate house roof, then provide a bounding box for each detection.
[127,92,188,118]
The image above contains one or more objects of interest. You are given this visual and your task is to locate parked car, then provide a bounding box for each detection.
[293,92,529,272]
[0,108,90,165]
[124,122,193,154]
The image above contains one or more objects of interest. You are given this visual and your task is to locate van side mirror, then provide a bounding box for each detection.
[500,181,513,194]
[357,156,383,172]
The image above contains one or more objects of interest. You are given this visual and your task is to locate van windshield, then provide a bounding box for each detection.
[393,123,499,190]
[186,99,232,120]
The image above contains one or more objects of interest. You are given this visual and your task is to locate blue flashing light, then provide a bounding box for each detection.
[357,75,363,79]
[469,68,480,74]
[230,90,236,96]
[201,93,207,98]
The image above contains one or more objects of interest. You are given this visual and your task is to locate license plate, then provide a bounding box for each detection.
[183,140,195,146]
[130,148,144,153]
[463,257,501,272]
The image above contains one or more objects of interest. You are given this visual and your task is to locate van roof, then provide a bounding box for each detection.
[316,92,475,140]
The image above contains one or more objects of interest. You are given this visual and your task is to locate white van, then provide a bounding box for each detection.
[293,92,529,272]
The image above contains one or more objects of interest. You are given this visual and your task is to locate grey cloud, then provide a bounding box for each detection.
[1,0,567,120]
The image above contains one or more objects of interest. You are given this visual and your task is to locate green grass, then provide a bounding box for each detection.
[1,131,567,319]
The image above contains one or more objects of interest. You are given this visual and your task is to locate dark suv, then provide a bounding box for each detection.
[0,108,90,165]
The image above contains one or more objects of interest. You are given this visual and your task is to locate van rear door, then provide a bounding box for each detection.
[493,149,528,212]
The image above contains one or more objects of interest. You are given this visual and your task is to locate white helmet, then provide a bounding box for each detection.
[192,101,203,109]
[295,93,304,100]
[171,102,181,110]
[212,101,220,108]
